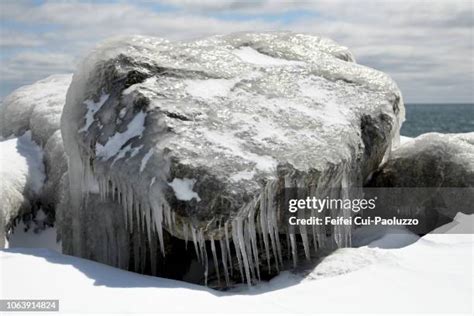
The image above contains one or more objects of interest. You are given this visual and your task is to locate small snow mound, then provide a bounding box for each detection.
[168,178,201,202]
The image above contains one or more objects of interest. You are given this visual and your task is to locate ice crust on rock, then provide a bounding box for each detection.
[60,32,404,286]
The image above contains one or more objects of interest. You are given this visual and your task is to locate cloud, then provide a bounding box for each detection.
[0,0,472,103]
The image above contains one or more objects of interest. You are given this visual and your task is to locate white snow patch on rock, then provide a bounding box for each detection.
[96,111,146,160]
[168,178,201,202]
[203,129,277,172]
[230,170,256,182]
[78,94,109,132]
[185,78,237,99]
[112,144,143,164]
[140,148,153,172]
[233,46,305,66]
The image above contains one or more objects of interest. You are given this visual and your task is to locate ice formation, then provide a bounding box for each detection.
[57,32,404,286]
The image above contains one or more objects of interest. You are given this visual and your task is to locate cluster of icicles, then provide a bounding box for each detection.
[92,167,352,287]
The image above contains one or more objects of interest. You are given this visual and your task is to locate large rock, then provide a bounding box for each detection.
[60,32,404,285]
[367,133,474,232]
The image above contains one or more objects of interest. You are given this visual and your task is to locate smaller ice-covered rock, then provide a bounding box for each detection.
[368,132,474,232]
[0,132,45,247]
[0,74,72,247]
[0,74,72,146]
[371,132,474,187]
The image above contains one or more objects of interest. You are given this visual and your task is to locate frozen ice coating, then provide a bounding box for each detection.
[59,32,404,286]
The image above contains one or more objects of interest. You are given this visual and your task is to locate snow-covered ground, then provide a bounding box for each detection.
[4,210,61,252]
[1,213,472,314]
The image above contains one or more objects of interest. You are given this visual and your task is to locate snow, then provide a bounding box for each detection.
[95,111,146,160]
[78,93,109,132]
[0,131,45,195]
[5,211,61,253]
[1,213,471,313]
[230,170,256,182]
[202,129,278,172]
[168,178,201,202]
[185,78,237,99]
[139,148,153,172]
[233,46,305,66]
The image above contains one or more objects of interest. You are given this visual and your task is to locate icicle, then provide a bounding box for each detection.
[127,187,134,233]
[150,198,164,256]
[224,222,233,277]
[289,232,297,268]
[171,212,176,230]
[243,220,255,281]
[164,203,172,229]
[145,204,152,243]
[248,207,260,281]
[267,196,280,271]
[231,222,245,284]
[134,200,142,234]
[191,226,200,262]
[183,223,189,250]
[259,197,271,273]
[299,210,311,261]
[219,239,230,286]
[210,236,221,286]
[235,218,252,286]
[311,209,318,254]
[199,229,209,287]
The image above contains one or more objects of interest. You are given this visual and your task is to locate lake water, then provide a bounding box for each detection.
[401,104,474,137]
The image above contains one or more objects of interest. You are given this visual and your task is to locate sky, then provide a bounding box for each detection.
[0,0,473,103]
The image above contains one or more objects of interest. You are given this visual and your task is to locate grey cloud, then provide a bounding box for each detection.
[0,0,472,103]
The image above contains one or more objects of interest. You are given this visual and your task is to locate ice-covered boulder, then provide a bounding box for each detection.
[0,75,72,246]
[1,75,72,146]
[367,132,474,232]
[60,32,404,285]
[373,133,474,187]
[0,132,45,247]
